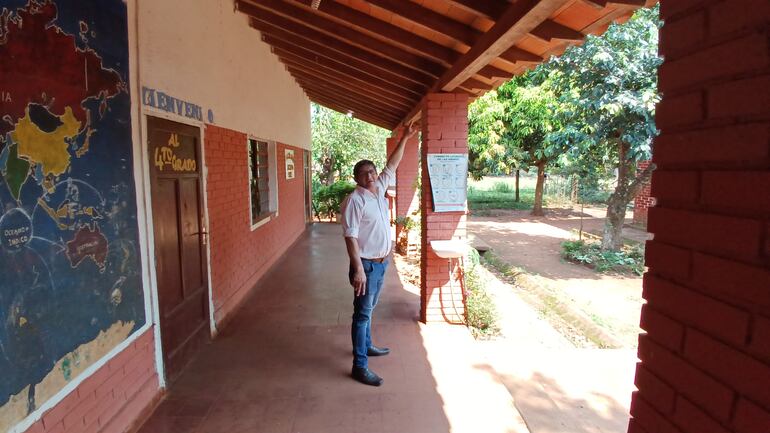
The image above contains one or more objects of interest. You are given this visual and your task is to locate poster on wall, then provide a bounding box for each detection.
[427,153,468,212]
[0,1,145,429]
[285,149,295,180]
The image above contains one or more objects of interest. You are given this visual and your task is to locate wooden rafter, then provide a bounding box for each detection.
[584,0,646,8]
[277,53,420,104]
[249,17,436,85]
[287,0,460,66]
[476,64,513,80]
[303,88,403,122]
[308,96,395,129]
[286,68,413,111]
[530,19,584,42]
[444,0,508,20]
[263,35,428,95]
[499,46,544,64]
[435,0,571,92]
[365,0,481,47]
[237,0,446,77]
[291,73,408,118]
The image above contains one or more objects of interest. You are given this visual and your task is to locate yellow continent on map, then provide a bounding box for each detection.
[11,105,81,177]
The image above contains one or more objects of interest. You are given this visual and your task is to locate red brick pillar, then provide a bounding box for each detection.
[396,134,420,219]
[633,160,654,226]
[630,2,770,433]
[420,92,468,323]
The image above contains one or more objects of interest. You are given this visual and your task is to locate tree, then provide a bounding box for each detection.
[497,80,568,216]
[311,104,389,185]
[538,6,661,249]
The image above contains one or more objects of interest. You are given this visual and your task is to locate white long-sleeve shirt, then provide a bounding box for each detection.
[341,166,394,259]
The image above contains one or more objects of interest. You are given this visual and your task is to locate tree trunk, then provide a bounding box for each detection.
[532,162,546,216]
[515,169,520,202]
[571,175,579,203]
[601,141,656,251]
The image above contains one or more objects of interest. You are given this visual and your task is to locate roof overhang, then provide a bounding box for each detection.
[237,0,655,129]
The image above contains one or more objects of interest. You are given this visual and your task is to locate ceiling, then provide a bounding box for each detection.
[236,0,655,130]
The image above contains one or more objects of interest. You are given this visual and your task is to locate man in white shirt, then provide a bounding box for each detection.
[341,123,416,386]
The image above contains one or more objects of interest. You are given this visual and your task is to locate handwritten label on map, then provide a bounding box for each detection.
[427,153,468,212]
[153,133,197,172]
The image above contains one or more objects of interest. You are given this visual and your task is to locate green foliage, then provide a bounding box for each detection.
[312,180,356,220]
[561,240,645,276]
[467,184,534,211]
[393,215,417,231]
[311,103,389,185]
[464,248,500,338]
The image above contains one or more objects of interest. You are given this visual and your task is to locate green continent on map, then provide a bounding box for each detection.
[11,105,80,178]
[5,143,31,200]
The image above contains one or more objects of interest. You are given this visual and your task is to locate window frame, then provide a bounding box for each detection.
[247,137,278,230]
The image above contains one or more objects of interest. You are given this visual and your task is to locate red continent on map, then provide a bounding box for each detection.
[0,0,124,137]
[65,223,109,272]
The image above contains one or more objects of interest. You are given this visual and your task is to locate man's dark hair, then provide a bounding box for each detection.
[353,159,376,178]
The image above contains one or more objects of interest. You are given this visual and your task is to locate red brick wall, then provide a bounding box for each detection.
[633,160,654,226]
[23,329,160,433]
[204,124,307,326]
[630,2,770,433]
[420,92,468,323]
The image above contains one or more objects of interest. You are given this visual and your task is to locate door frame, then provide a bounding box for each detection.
[139,109,215,386]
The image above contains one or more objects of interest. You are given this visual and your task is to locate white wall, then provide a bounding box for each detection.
[135,0,311,149]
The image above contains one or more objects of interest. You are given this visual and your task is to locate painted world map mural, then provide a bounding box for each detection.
[0,1,145,429]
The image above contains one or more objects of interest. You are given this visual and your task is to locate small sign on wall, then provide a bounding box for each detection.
[285,149,295,180]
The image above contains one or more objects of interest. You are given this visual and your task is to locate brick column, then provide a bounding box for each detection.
[420,92,468,323]
[629,2,770,433]
[633,160,654,226]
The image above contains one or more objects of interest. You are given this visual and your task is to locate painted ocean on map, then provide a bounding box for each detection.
[0,0,145,427]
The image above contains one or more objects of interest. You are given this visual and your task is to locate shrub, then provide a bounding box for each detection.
[561,240,645,276]
[464,248,501,338]
[313,181,356,220]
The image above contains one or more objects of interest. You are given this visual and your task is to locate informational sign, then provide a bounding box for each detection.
[285,149,295,179]
[427,153,468,212]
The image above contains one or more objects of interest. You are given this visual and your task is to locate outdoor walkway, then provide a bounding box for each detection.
[136,223,529,433]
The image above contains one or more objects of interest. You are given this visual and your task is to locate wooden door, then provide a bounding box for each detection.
[147,117,209,383]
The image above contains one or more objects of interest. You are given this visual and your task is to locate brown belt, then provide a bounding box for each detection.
[362,257,387,263]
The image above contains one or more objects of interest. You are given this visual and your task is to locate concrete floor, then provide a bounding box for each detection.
[136,223,529,433]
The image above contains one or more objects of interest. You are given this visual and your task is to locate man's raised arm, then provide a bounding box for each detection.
[385,122,417,172]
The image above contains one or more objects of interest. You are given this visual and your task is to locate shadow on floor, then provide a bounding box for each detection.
[136,223,453,433]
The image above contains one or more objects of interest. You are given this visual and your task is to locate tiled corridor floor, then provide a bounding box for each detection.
[137,223,529,433]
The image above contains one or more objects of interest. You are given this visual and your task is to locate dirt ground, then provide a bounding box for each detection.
[468,205,650,349]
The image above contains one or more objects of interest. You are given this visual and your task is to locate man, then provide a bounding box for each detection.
[341,123,416,386]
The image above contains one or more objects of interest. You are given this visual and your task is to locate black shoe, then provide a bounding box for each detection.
[352,367,383,386]
[367,345,390,356]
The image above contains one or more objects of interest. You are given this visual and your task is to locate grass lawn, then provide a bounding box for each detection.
[467,175,538,211]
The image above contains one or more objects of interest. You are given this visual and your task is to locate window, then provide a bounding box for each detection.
[248,138,277,228]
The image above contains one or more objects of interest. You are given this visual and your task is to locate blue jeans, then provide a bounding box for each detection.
[350,258,388,369]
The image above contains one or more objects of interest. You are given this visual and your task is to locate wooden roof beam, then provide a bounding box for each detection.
[291,74,408,118]
[435,0,571,92]
[309,96,395,129]
[249,17,436,85]
[499,46,543,64]
[365,0,482,47]
[272,47,424,98]
[530,20,584,43]
[287,0,460,66]
[303,88,404,122]
[264,35,428,95]
[584,0,647,8]
[287,68,413,111]
[237,0,446,77]
[444,0,508,20]
[476,64,513,80]
[279,56,419,107]
[302,88,402,123]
